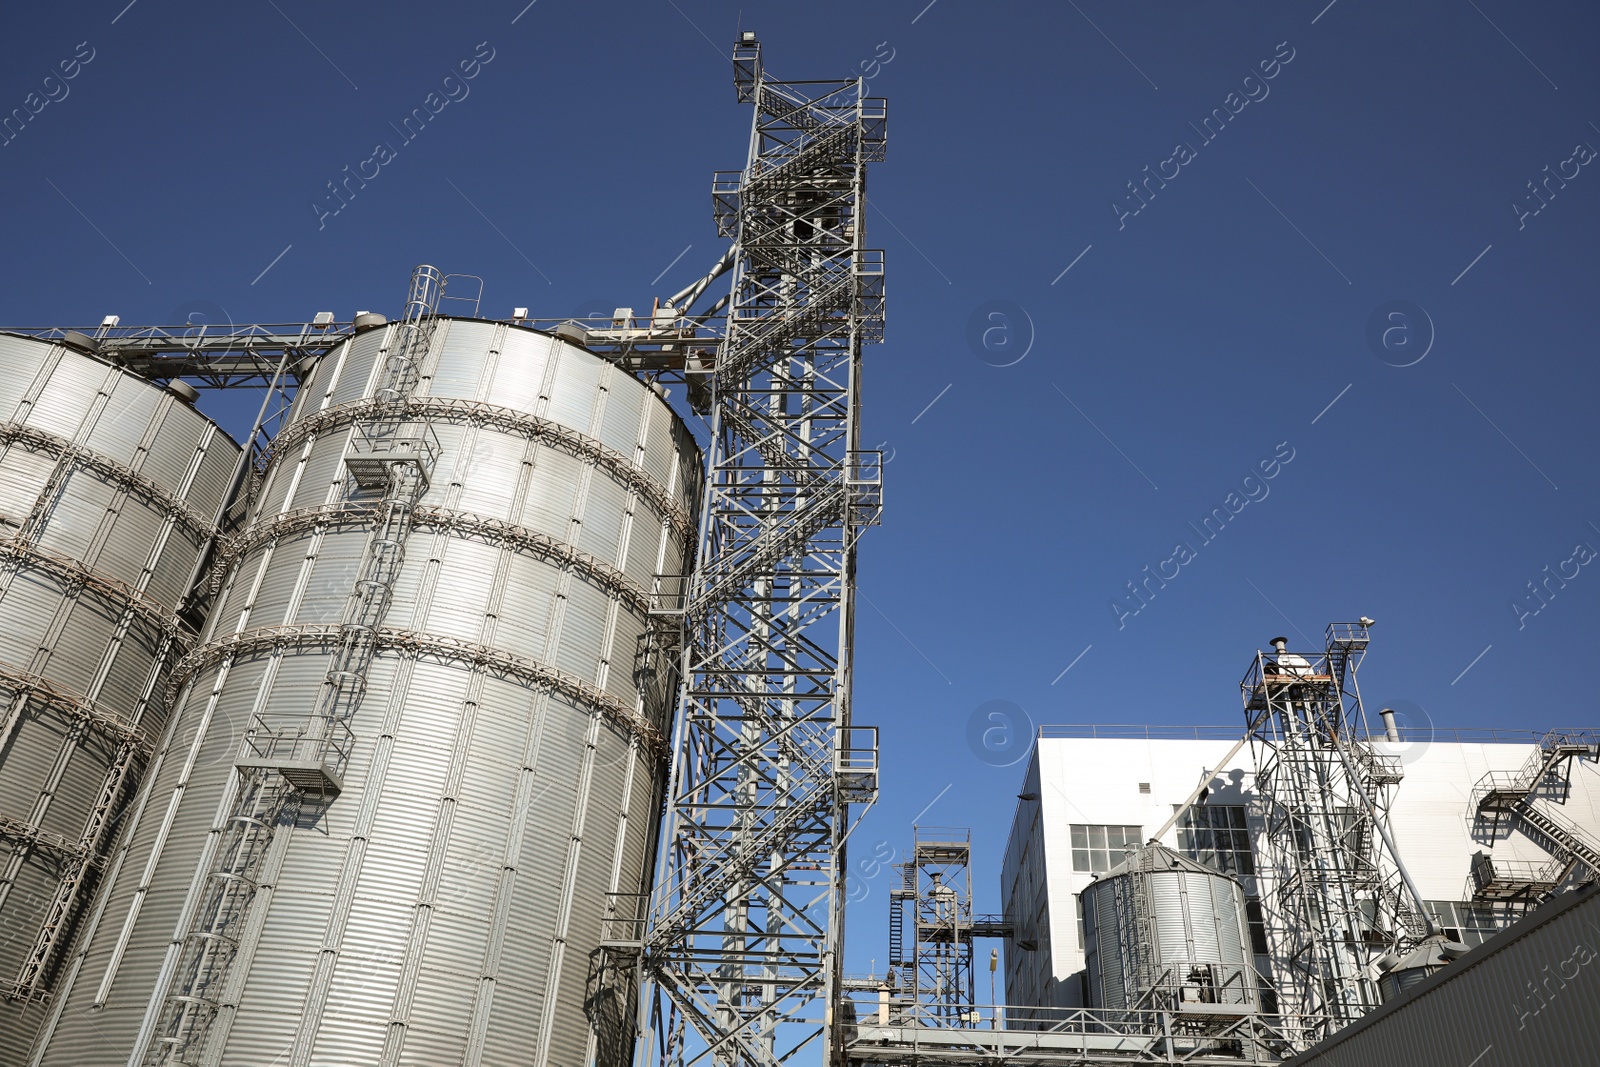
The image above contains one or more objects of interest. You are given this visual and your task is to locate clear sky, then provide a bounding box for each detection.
[5,0,1598,987]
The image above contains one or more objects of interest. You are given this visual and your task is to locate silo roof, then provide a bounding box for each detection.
[1098,841,1232,880]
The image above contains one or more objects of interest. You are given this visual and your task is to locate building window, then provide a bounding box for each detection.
[1244,897,1270,955]
[1074,893,1085,949]
[1175,804,1254,875]
[1424,900,1527,948]
[1070,824,1142,873]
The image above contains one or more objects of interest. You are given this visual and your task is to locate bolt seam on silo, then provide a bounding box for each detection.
[0,422,215,538]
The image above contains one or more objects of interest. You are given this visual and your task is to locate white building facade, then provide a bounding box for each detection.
[1001,726,1600,1011]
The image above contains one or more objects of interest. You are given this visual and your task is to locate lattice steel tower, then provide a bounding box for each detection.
[1240,623,1427,1049]
[639,34,886,1067]
[888,828,981,1023]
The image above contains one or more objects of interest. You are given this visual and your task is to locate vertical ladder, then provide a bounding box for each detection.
[887,862,912,984]
[141,266,443,1066]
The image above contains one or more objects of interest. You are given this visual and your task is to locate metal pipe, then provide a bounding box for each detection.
[665,244,737,312]
[1325,730,1438,937]
[1380,708,1400,742]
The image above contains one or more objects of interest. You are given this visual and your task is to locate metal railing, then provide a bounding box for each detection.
[1038,723,1595,745]
[1469,851,1564,898]
[235,715,355,773]
[599,892,650,950]
[835,725,880,798]
[838,991,1305,1063]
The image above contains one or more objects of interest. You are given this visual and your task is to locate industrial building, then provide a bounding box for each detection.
[1003,725,1600,1011]
[1282,881,1600,1066]
[833,624,1600,1066]
[998,627,1600,1058]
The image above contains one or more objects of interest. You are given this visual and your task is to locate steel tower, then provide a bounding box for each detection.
[638,34,886,1067]
[1241,624,1424,1048]
[888,828,991,1025]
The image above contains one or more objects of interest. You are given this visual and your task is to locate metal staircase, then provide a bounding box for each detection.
[887,864,910,987]
[139,266,443,1066]
[641,33,885,1067]
[1241,625,1423,1048]
[1470,731,1600,901]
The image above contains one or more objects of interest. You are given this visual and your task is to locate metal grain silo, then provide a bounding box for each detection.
[31,309,699,1067]
[1375,934,1467,1003]
[0,333,240,1065]
[1081,842,1258,1014]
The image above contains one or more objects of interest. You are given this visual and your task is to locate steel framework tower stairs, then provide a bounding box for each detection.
[637,33,886,1067]
[1240,624,1424,1049]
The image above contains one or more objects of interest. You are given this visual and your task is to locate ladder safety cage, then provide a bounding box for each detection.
[136,265,445,1066]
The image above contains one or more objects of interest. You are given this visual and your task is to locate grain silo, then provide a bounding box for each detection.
[1080,842,1258,1015]
[0,332,241,1065]
[29,276,700,1067]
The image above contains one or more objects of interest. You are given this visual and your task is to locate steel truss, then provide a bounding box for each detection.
[894,828,978,1024]
[1240,624,1420,1049]
[1,321,349,389]
[636,35,886,1067]
[840,998,1301,1067]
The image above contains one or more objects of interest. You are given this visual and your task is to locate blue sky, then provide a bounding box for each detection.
[5,1,1598,981]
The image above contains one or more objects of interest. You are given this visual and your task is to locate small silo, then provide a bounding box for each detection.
[33,308,700,1066]
[1376,934,1468,1002]
[1081,842,1258,1014]
[0,333,240,1064]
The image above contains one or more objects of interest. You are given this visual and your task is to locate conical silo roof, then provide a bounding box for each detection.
[1099,841,1237,880]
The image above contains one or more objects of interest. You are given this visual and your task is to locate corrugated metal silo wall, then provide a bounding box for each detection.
[1284,884,1600,1067]
[1082,867,1254,1011]
[1081,874,1128,1009]
[0,335,239,1064]
[33,319,700,1067]
[1148,871,1251,979]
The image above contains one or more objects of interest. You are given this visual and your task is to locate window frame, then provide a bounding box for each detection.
[1069,823,1143,873]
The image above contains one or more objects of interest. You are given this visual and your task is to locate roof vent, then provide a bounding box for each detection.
[353,312,388,331]
[166,380,200,405]
[60,330,100,355]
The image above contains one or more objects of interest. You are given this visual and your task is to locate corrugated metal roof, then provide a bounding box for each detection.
[1285,882,1600,1066]
[1097,841,1229,880]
